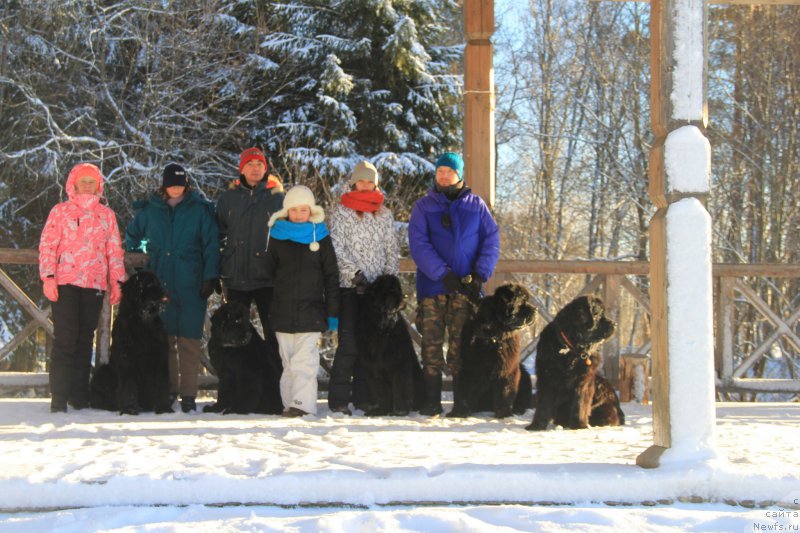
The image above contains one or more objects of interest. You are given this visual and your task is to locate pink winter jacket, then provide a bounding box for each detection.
[38,167,126,291]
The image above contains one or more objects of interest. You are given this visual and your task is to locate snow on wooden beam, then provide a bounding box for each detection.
[716,378,800,393]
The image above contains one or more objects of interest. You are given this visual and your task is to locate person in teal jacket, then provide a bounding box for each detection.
[125,163,220,413]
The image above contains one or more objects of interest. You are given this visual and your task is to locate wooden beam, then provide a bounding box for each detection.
[0,372,220,389]
[463,0,495,208]
[590,0,800,5]
[0,320,40,363]
[0,268,54,336]
[0,249,148,268]
[3,250,797,277]
[716,378,800,393]
[397,257,800,277]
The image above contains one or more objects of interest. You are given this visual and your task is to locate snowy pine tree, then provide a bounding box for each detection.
[259,0,463,213]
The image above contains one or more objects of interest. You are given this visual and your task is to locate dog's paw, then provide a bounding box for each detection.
[155,406,174,414]
[390,409,410,417]
[446,409,469,418]
[525,421,547,431]
[119,407,139,416]
[365,407,390,417]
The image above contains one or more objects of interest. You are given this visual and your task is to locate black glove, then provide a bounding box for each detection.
[463,272,483,302]
[442,271,462,293]
[200,279,217,300]
[352,270,369,295]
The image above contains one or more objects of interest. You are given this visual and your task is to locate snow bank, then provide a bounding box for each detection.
[0,400,798,512]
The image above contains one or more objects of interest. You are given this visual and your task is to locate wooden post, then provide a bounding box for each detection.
[463,0,495,209]
[602,275,621,383]
[637,0,717,469]
[715,276,735,388]
[95,296,112,366]
[620,353,651,403]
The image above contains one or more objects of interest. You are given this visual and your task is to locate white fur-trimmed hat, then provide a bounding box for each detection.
[348,161,379,187]
[268,185,325,227]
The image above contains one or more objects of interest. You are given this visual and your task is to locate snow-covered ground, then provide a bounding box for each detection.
[0,398,798,531]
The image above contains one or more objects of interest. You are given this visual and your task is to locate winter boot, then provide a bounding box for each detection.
[180,396,196,413]
[419,372,443,416]
[447,374,464,417]
[50,397,67,413]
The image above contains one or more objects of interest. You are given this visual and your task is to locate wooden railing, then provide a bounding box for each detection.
[1,248,798,396]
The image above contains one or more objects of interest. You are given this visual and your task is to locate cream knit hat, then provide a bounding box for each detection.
[348,161,379,187]
[268,185,325,227]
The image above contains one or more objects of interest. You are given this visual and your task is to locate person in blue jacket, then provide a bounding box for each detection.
[126,163,220,413]
[408,152,500,415]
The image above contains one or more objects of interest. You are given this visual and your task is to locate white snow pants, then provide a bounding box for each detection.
[275,331,321,415]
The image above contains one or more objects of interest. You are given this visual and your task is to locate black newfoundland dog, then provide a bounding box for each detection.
[527,295,625,430]
[448,283,537,419]
[203,302,283,415]
[89,271,173,415]
[356,274,424,416]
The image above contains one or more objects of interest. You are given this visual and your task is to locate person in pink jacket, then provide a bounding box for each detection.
[39,163,126,413]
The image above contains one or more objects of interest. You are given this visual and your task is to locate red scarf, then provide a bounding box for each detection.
[341,190,384,213]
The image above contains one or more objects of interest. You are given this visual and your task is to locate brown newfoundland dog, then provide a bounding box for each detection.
[448,283,537,419]
[527,295,624,430]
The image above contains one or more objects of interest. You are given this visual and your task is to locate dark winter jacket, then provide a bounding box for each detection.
[408,186,500,301]
[265,232,340,333]
[125,190,220,339]
[216,180,285,290]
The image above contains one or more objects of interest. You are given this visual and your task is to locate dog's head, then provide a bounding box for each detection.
[121,271,168,320]
[475,283,537,335]
[210,302,253,348]
[363,274,407,330]
[553,295,615,352]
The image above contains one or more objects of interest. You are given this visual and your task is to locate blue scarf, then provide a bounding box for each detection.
[270,220,330,244]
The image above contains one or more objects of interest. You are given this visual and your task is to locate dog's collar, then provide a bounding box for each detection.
[558,329,575,352]
[557,329,592,366]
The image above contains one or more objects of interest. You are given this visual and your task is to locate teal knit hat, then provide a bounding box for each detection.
[435,152,464,180]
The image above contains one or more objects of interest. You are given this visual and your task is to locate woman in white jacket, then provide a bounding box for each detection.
[327,161,400,414]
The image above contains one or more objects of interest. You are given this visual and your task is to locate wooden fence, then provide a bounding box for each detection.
[1,248,798,397]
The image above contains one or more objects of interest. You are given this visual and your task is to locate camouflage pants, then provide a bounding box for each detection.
[415,293,474,377]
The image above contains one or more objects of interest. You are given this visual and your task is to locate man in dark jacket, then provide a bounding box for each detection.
[408,152,500,415]
[216,148,285,343]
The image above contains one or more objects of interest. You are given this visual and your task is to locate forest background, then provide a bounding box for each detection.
[0,1,797,388]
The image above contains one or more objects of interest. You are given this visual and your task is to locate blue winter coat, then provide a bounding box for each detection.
[125,191,220,339]
[408,187,500,301]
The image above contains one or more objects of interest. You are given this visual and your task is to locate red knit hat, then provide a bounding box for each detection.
[239,147,268,174]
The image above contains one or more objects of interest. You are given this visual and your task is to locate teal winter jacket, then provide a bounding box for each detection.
[126,190,220,339]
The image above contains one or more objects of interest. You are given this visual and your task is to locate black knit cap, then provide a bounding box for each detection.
[162,163,187,187]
